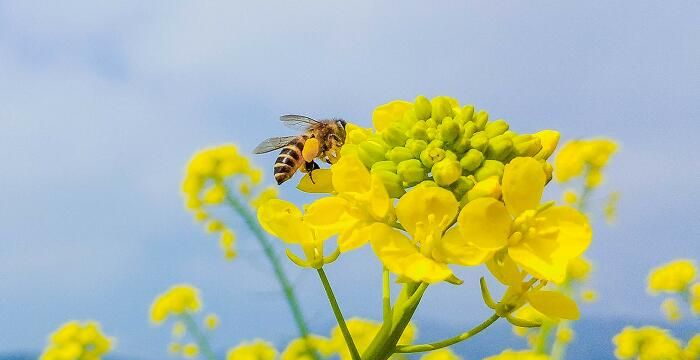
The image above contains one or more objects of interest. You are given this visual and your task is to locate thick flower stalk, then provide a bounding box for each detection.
[258,96,594,360]
[182,145,319,359]
[40,321,113,360]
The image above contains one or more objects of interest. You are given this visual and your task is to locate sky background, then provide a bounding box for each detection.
[1,1,699,359]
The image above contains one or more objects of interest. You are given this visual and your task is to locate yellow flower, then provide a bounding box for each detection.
[40,321,113,360]
[150,285,202,324]
[326,318,415,360]
[556,327,575,344]
[172,321,186,338]
[419,348,462,360]
[510,305,553,337]
[370,186,491,283]
[562,190,578,206]
[566,257,593,282]
[581,289,598,303]
[203,313,219,330]
[604,191,620,224]
[250,186,278,209]
[613,326,683,360]
[648,259,697,294]
[182,343,199,358]
[660,298,682,323]
[484,349,550,360]
[555,139,617,185]
[258,199,336,267]
[691,283,700,315]
[684,334,700,360]
[280,335,334,360]
[168,342,182,355]
[227,340,277,360]
[303,155,395,252]
[459,157,592,283]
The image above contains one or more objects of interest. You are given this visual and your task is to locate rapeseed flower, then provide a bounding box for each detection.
[280,336,334,360]
[419,348,462,360]
[226,339,277,360]
[484,349,551,360]
[613,326,683,360]
[661,298,682,323]
[458,157,591,283]
[40,321,113,360]
[691,283,700,315]
[203,314,219,330]
[150,284,202,324]
[325,318,415,360]
[555,139,617,186]
[647,259,697,294]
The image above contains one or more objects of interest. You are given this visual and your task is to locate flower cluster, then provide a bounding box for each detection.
[613,327,687,360]
[555,139,617,188]
[484,349,551,360]
[150,284,203,323]
[182,144,277,260]
[40,321,112,360]
[647,259,700,322]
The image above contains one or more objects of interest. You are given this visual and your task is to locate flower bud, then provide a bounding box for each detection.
[485,119,509,138]
[405,139,428,158]
[451,176,475,199]
[470,131,490,153]
[432,158,462,186]
[414,95,432,120]
[340,143,359,158]
[475,160,505,181]
[420,147,446,168]
[466,176,502,202]
[438,117,461,144]
[452,122,476,153]
[371,160,398,173]
[454,105,475,124]
[431,97,454,123]
[397,159,426,185]
[541,160,553,182]
[512,135,543,157]
[410,121,430,141]
[426,118,437,129]
[533,130,560,160]
[444,150,458,161]
[428,139,445,149]
[485,135,514,161]
[474,110,489,130]
[347,127,370,144]
[460,149,485,172]
[373,170,405,198]
[426,127,437,140]
[386,146,415,163]
[401,109,418,128]
[382,126,409,147]
[358,140,388,167]
[416,180,438,188]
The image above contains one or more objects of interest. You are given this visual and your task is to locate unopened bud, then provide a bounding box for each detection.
[454,105,475,124]
[432,158,462,186]
[512,135,543,157]
[405,139,428,158]
[475,160,505,181]
[410,121,430,141]
[460,149,485,172]
[358,139,388,167]
[371,160,398,173]
[431,97,454,123]
[452,122,476,153]
[386,146,415,163]
[541,160,553,183]
[470,131,490,153]
[416,180,438,189]
[420,147,446,168]
[485,135,514,161]
[466,177,502,202]
[451,176,476,199]
[414,95,432,120]
[474,110,489,130]
[397,159,426,186]
[438,117,461,144]
[533,130,560,160]
[382,126,408,147]
[485,119,509,138]
[373,170,405,198]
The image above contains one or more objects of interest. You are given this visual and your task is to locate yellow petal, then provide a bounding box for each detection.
[508,243,566,283]
[332,155,371,193]
[338,221,373,252]
[434,227,493,266]
[257,199,313,245]
[486,255,523,286]
[304,197,354,242]
[297,169,334,193]
[368,174,392,220]
[554,141,585,182]
[397,187,458,237]
[502,157,546,217]
[370,223,453,283]
[539,206,592,258]
[372,100,413,132]
[527,290,580,320]
[457,198,510,250]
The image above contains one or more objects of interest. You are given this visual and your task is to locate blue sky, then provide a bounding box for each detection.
[0,0,698,358]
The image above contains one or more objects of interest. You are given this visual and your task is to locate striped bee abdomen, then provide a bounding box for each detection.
[274,137,305,185]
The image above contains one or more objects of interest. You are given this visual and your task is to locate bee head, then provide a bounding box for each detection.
[335,119,347,128]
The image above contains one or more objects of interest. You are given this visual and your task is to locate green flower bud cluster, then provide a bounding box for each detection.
[342,96,559,204]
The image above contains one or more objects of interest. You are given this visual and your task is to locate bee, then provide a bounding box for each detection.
[253,115,347,185]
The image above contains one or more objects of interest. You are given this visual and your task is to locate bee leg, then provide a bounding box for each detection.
[305,161,321,183]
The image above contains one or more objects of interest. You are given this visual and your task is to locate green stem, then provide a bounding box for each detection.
[317,268,361,360]
[550,320,571,360]
[382,268,392,325]
[394,314,501,353]
[534,321,553,354]
[180,313,217,360]
[224,190,319,360]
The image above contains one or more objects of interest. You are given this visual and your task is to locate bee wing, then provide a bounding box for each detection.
[280,114,321,130]
[252,136,298,154]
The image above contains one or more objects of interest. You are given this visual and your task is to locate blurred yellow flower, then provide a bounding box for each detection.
[511,305,553,337]
[172,321,186,338]
[419,348,462,360]
[182,343,199,358]
[556,327,575,344]
[691,283,700,315]
[613,326,683,360]
[484,349,550,360]
[203,313,219,330]
[227,340,277,360]
[566,256,593,282]
[581,289,598,303]
[555,139,617,186]
[150,284,202,324]
[280,335,334,360]
[647,259,697,294]
[660,298,682,323]
[327,318,415,360]
[459,157,592,283]
[40,321,113,360]
[168,342,182,355]
[684,334,700,360]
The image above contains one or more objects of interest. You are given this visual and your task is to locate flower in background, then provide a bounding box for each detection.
[325,318,416,360]
[419,348,462,360]
[484,349,551,360]
[226,339,277,360]
[691,283,700,315]
[660,298,683,323]
[555,139,618,187]
[203,313,219,330]
[150,284,202,324]
[647,259,697,294]
[280,336,335,360]
[613,326,683,360]
[40,321,113,360]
